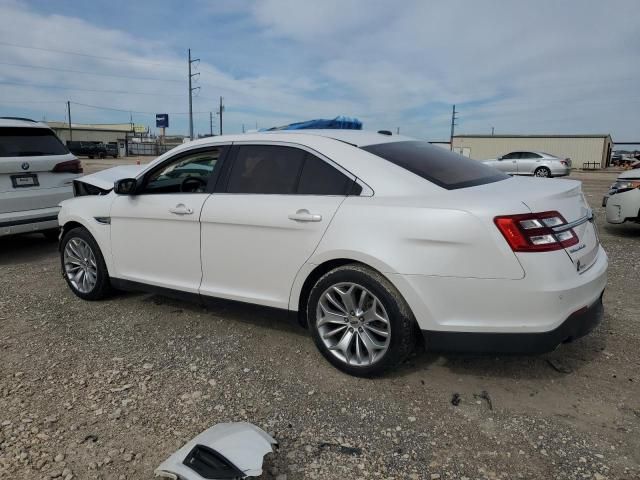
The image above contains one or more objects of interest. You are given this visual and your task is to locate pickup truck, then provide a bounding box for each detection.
[66,141,117,159]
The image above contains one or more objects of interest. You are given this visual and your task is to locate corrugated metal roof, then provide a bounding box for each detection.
[454,133,611,139]
[46,121,145,133]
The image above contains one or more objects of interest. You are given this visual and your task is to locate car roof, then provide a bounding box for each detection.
[187,129,416,149]
[259,129,416,147]
[0,117,52,129]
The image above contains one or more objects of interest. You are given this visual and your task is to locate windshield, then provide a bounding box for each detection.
[362,140,508,190]
[0,127,69,157]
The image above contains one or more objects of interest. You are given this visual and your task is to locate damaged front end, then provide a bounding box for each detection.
[155,423,277,480]
[73,165,145,197]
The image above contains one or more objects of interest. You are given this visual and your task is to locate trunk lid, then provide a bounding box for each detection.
[517,178,599,271]
[453,176,599,272]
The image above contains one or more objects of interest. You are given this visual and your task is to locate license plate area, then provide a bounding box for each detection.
[11,173,39,188]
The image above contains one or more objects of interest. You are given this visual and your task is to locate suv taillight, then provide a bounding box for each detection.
[494,211,578,252]
[52,159,83,174]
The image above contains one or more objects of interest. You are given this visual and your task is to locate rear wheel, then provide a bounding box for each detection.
[307,264,415,376]
[60,227,111,300]
[534,167,551,177]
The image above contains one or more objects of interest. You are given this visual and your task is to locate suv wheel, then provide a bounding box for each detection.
[307,264,415,376]
[60,227,112,300]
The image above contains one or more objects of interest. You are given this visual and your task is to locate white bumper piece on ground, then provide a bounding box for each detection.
[155,422,277,479]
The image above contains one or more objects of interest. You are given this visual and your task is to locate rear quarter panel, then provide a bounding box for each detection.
[307,195,525,280]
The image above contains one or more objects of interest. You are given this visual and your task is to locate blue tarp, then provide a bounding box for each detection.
[263,116,362,131]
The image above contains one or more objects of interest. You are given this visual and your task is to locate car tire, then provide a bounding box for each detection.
[534,167,551,178]
[60,227,112,301]
[88,155,94,159]
[307,264,416,377]
[42,228,60,242]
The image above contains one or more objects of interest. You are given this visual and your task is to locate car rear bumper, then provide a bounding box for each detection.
[0,206,61,236]
[422,291,603,354]
[389,244,607,346]
[550,166,571,177]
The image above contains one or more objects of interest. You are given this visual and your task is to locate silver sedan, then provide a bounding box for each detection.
[483,151,571,177]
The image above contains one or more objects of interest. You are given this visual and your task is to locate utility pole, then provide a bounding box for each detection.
[242,123,245,133]
[396,127,400,135]
[491,126,495,136]
[217,96,225,135]
[188,48,200,140]
[449,104,458,151]
[66,101,72,141]
[209,112,213,136]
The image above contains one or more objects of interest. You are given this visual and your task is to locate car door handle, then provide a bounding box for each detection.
[288,209,322,222]
[169,204,193,215]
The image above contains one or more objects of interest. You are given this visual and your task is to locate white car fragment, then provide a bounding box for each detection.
[155,422,277,480]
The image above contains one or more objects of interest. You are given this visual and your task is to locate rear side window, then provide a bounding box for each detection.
[0,127,68,157]
[226,145,305,194]
[362,141,508,190]
[298,154,352,195]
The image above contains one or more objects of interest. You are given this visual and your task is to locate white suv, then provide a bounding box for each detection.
[0,117,82,239]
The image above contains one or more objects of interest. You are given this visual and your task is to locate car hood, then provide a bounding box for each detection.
[617,169,640,180]
[76,165,146,190]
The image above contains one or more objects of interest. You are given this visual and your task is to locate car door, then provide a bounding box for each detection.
[199,143,356,309]
[496,152,519,174]
[110,145,227,292]
[518,152,542,175]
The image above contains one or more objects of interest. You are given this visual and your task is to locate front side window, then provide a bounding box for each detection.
[142,148,222,194]
[362,141,508,190]
[0,127,68,157]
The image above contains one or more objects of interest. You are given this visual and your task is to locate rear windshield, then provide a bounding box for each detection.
[362,141,508,190]
[0,127,69,157]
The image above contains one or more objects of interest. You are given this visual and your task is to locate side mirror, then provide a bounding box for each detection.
[497,156,503,161]
[114,178,137,195]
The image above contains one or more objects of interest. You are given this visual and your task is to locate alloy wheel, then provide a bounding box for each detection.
[316,282,391,366]
[63,237,98,294]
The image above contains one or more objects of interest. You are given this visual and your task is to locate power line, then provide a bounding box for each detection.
[0,61,182,83]
[69,101,210,115]
[0,41,177,68]
[0,80,184,97]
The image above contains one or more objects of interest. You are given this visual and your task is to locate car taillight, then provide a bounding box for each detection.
[560,159,569,166]
[52,159,83,174]
[494,211,579,252]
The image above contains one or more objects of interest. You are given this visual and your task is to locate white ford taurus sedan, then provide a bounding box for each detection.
[58,130,607,376]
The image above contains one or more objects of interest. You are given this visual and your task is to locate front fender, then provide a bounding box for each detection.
[58,195,115,274]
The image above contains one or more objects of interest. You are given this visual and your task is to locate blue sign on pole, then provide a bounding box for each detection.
[156,114,169,128]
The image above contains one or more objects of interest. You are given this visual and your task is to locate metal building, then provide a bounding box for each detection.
[47,122,146,144]
[451,134,613,169]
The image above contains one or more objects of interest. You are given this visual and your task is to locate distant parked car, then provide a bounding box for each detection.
[0,117,82,239]
[483,151,571,177]
[67,141,108,159]
[602,170,640,223]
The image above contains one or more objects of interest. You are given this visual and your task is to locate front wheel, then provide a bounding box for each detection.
[534,167,551,177]
[60,227,112,300]
[307,264,416,376]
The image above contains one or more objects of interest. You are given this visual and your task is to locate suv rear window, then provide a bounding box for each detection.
[362,141,508,190]
[0,127,69,157]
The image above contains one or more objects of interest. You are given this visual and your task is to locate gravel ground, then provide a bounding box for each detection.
[0,170,638,480]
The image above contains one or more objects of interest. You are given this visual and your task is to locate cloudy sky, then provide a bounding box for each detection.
[0,0,638,140]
